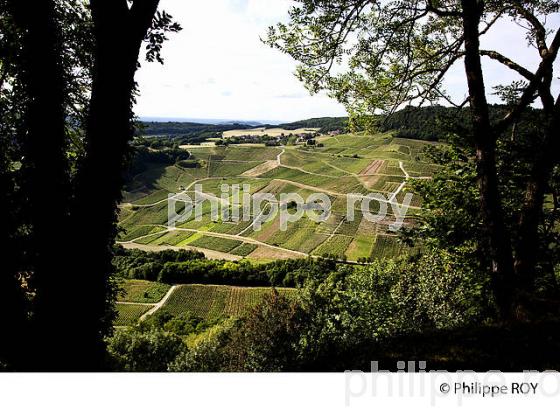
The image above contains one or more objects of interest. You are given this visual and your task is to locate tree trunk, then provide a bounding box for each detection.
[461,0,515,319]
[514,102,560,285]
[58,0,160,370]
[7,0,72,370]
[0,166,28,369]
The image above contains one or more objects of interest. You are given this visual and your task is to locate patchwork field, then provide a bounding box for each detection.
[118,133,439,262]
[160,284,295,321]
[114,280,296,326]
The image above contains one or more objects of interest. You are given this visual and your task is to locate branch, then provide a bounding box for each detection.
[510,0,548,56]
[425,0,461,17]
[495,27,560,134]
[128,0,160,46]
[480,50,534,80]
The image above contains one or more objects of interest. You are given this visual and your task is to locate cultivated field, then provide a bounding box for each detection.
[222,127,319,138]
[160,284,296,321]
[118,279,171,303]
[114,280,296,326]
[115,304,152,326]
[118,132,439,262]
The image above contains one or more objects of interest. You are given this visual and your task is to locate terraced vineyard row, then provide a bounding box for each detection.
[118,133,437,261]
[160,284,296,321]
[115,304,152,326]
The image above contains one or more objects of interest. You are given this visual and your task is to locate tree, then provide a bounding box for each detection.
[265,0,560,319]
[47,0,181,370]
[0,0,180,369]
[1,0,71,370]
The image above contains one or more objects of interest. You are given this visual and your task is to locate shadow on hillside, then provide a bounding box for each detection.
[306,320,560,372]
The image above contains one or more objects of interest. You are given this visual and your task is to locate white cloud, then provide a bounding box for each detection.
[134,1,559,121]
[134,0,347,122]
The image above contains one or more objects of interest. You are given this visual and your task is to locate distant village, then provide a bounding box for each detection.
[218,129,343,147]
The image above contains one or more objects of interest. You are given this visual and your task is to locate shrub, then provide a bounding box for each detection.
[107,329,187,372]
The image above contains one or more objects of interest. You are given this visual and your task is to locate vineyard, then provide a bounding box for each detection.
[118,132,438,262]
[160,284,296,321]
[115,304,152,326]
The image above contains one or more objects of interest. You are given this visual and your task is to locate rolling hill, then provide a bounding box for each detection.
[118,131,439,263]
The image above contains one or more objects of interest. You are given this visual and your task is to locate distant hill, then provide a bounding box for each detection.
[378,104,543,141]
[140,117,269,126]
[136,106,541,145]
[136,121,258,144]
[135,117,348,144]
[278,117,348,133]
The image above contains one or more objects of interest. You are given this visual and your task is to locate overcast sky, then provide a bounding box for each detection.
[134,0,559,123]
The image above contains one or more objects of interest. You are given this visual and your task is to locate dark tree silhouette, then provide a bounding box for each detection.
[1,0,179,370]
[2,0,70,370]
[55,0,165,370]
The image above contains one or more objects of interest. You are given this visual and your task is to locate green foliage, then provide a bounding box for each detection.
[162,253,490,371]
[126,138,191,177]
[114,246,337,287]
[278,117,348,133]
[112,246,206,281]
[137,122,255,143]
[222,291,306,371]
[404,143,480,252]
[403,121,560,294]
[107,329,187,371]
[168,320,237,372]
[139,311,219,336]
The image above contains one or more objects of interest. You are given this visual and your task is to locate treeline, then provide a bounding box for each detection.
[113,246,336,287]
[279,116,348,133]
[135,107,544,146]
[136,121,255,144]
[126,138,191,176]
[216,134,286,146]
[378,105,544,141]
[136,117,349,143]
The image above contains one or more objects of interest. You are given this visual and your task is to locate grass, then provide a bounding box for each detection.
[219,145,281,161]
[160,284,296,320]
[345,235,375,261]
[114,304,152,326]
[120,201,180,229]
[208,220,253,235]
[131,189,172,206]
[209,161,263,177]
[133,231,169,245]
[118,279,171,303]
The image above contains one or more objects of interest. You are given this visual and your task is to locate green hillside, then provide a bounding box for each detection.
[118,131,437,263]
